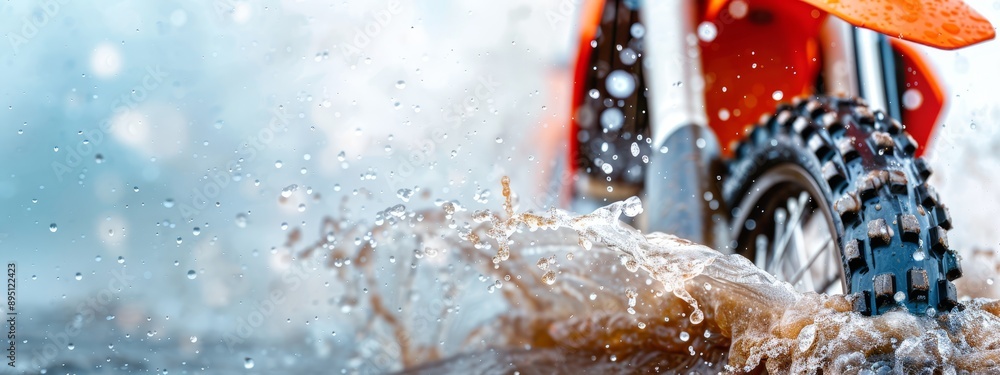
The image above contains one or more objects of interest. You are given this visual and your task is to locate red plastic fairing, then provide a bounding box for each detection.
[566,0,605,189]
[892,39,946,156]
[700,0,825,156]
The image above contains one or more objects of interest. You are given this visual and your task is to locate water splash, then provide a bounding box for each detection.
[287,177,1000,373]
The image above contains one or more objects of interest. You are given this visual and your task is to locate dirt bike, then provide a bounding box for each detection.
[564,0,995,316]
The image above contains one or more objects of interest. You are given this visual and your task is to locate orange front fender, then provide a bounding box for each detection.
[801,0,995,49]
[707,0,995,50]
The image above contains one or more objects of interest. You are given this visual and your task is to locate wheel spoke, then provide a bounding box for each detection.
[732,164,845,295]
[769,192,809,273]
[790,214,813,290]
[818,274,841,294]
[755,234,769,271]
[767,207,786,274]
[788,236,833,286]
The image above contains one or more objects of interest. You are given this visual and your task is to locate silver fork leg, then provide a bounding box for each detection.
[639,0,726,249]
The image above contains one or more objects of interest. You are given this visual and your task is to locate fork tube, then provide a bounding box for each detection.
[642,0,707,147]
[854,28,888,113]
[640,0,727,249]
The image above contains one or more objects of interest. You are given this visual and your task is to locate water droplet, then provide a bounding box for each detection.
[689,310,704,324]
[536,258,549,270]
[49,223,57,232]
[117,256,125,264]
[912,250,925,261]
[396,188,414,202]
[95,255,102,262]
[680,332,690,342]
[187,270,197,280]
[600,108,624,130]
[697,21,718,42]
[190,336,198,343]
[192,227,201,236]
[903,89,923,110]
[630,23,645,38]
[622,196,643,217]
[619,48,638,65]
[894,291,906,302]
[988,278,994,285]
[541,270,556,285]
[244,358,254,369]
[798,324,816,352]
[386,204,406,218]
[589,293,597,301]
[235,213,248,228]
[395,80,406,89]
[589,89,600,99]
[75,272,82,281]
[718,108,731,121]
[630,142,640,157]
[67,343,75,350]
[95,154,104,163]
[772,90,784,101]
[605,70,635,98]
[281,184,298,198]
[495,137,503,144]
[163,199,175,208]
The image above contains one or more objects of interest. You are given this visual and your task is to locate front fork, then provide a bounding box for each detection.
[640,0,728,249]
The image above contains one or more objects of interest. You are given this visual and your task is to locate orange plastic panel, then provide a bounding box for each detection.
[799,0,995,50]
[892,39,945,156]
[700,0,825,155]
[567,0,606,179]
